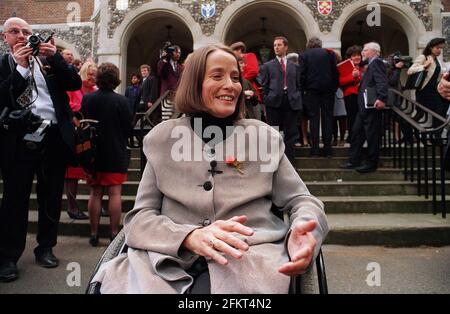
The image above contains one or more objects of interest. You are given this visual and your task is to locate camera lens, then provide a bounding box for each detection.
[27,35,40,46]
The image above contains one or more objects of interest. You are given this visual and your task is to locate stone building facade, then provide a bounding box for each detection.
[0,0,449,90]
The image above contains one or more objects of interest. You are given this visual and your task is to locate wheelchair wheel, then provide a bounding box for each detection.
[85,229,127,294]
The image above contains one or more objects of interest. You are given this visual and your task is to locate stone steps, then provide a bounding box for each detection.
[16,193,450,215]
[325,213,450,246]
[3,146,449,248]
[293,157,440,169]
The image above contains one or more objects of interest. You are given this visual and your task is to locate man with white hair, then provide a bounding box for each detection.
[61,49,74,65]
[341,42,388,173]
[0,17,81,282]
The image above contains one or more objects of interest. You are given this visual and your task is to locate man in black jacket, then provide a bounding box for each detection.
[341,42,388,173]
[261,36,302,163]
[299,37,339,157]
[136,64,158,113]
[0,17,81,282]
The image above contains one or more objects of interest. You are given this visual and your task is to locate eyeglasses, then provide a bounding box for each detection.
[5,28,33,37]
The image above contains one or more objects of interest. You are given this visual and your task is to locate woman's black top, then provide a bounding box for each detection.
[81,89,133,173]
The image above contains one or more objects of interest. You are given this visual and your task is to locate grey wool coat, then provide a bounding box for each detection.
[92,117,329,293]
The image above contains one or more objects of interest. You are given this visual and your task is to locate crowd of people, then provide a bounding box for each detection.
[0,15,449,290]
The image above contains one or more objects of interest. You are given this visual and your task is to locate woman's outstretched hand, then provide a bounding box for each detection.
[182,215,254,265]
[279,220,317,276]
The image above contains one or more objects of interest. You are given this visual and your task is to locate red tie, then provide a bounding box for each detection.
[280,58,287,89]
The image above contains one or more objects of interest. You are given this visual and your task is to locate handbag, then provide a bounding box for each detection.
[73,111,98,176]
[404,70,427,90]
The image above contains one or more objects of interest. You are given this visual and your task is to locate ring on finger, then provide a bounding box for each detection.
[209,238,218,250]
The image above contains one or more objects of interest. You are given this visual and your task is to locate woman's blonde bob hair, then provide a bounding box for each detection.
[175,44,244,121]
[79,61,98,82]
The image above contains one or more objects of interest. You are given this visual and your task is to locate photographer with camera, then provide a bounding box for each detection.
[0,17,81,282]
[385,52,413,144]
[157,42,183,96]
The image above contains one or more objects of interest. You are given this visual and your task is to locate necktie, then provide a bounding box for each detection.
[280,58,287,89]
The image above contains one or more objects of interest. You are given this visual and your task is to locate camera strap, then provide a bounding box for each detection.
[7,54,39,109]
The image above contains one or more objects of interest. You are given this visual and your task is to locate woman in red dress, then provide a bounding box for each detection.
[65,61,98,220]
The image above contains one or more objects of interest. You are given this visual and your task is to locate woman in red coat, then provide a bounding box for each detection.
[65,61,98,220]
[339,45,365,143]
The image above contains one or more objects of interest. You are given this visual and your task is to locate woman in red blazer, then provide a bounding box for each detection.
[339,45,365,143]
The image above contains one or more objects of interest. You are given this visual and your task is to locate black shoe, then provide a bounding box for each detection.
[339,162,360,169]
[0,261,18,283]
[356,164,378,173]
[67,209,89,220]
[89,234,99,247]
[35,249,59,268]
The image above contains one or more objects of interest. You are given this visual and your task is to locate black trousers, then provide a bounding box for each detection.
[265,93,300,163]
[348,107,383,166]
[344,94,358,143]
[303,91,335,155]
[0,125,69,263]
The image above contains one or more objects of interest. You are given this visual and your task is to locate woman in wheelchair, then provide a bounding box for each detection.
[91,44,329,293]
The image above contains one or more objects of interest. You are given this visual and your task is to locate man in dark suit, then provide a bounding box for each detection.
[340,42,388,173]
[136,64,158,113]
[261,36,302,163]
[0,17,81,282]
[299,37,339,157]
[157,45,183,96]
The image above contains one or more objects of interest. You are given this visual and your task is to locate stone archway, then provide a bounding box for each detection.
[340,11,409,57]
[124,14,193,86]
[102,0,201,91]
[215,0,319,63]
[331,0,427,57]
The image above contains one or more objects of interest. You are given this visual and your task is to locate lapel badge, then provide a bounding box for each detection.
[225,155,244,175]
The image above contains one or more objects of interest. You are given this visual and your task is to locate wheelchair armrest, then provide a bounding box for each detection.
[293,248,328,294]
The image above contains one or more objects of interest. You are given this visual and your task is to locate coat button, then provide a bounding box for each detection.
[202,219,211,226]
[203,181,213,191]
[206,148,216,158]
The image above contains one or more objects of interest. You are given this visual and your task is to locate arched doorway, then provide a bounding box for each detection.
[124,14,193,88]
[341,10,409,58]
[222,2,308,64]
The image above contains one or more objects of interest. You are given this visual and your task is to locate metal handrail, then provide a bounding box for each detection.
[383,88,448,218]
[389,89,450,134]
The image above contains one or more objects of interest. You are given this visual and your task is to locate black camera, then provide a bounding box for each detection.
[389,51,413,69]
[161,41,176,60]
[0,107,50,152]
[26,32,54,56]
[23,119,51,151]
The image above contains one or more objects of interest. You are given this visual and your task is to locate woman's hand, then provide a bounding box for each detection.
[352,68,360,78]
[182,215,254,265]
[244,90,254,99]
[424,57,433,69]
[279,220,317,276]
